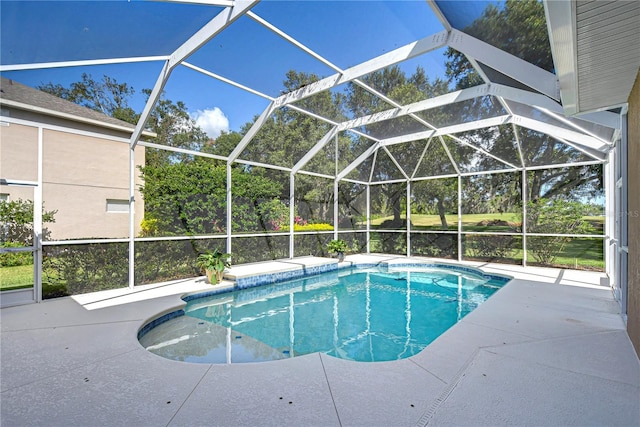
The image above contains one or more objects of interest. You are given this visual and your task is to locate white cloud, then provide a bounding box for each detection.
[192,107,229,139]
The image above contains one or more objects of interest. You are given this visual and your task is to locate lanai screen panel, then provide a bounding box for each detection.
[0,2,223,64]
[0,1,618,277]
[2,0,617,168]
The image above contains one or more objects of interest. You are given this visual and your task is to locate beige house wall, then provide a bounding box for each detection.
[628,70,640,355]
[0,122,38,182]
[0,118,145,241]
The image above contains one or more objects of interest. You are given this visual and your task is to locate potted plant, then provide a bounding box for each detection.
[196,249,231,284]
[327,239,348,262]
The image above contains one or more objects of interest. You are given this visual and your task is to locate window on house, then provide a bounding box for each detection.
[0,194,9,202]
[106,199,129,213]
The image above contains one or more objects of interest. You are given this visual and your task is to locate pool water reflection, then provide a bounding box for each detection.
[139,265,509,363]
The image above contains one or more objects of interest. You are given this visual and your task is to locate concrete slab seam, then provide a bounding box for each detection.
[480,334,640,387]
[415,348,481,427]
[461,319,538,340]
[0,347,142,393]
[166,363,214,427]
[488,298,623,316]
[407,358,448,385]
[486,329,630,348]
[459,320,627,353]
[0,318,144,334]
[318,353,343,427]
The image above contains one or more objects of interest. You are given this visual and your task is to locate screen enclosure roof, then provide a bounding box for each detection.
[0,0,628,183]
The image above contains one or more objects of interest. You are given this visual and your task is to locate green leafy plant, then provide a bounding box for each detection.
[196,249,231,284]
[327,239,348,261]
[0,199,56,244]
[327,239,348,253]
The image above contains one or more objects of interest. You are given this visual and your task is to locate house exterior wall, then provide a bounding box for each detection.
[0,117,145,241]
[628,70,640,356]
[0,122,38,182]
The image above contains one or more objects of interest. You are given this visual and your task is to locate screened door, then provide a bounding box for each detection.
[0,182,39,307]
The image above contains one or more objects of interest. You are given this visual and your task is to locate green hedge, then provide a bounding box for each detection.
[0,242,32,267]
[280,223,334,232]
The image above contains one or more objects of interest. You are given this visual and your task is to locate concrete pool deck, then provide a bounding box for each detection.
[1,255,638,426]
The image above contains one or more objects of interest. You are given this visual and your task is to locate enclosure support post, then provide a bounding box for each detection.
[226,163,232,254]
[334,180,339,241]
[334,133,339,241]
[604,146,614,281]
[290,173,295,258]
[128,145,135,289]
[522,168,528,267]
[34,127,44,302]
[457,175,462,262]
[406,180,411,257]
[366,184,371,254]
[613,112,628,314]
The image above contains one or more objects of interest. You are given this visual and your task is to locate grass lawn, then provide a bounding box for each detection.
[371,213,520,227]
[371,213,604,233]
[0,265,34,291]
[370,226,604,271]
[526,237,604,270]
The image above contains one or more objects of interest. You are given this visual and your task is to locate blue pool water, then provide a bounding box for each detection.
[139,265,509,363]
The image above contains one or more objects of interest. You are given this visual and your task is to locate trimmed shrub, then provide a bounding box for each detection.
[0,241,32,267]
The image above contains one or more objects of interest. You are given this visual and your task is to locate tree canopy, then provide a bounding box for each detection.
[37,0,602,241]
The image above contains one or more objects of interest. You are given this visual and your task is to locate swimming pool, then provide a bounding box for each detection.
[138,264,510,363]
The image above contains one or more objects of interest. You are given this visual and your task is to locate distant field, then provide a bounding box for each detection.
[370,213,603,232]
[371,212,519,225]
[370,213,520,230]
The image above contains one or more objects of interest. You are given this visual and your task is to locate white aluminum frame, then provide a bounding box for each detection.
[0,0,622,306]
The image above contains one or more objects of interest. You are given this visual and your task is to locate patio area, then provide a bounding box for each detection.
[1,255,638,426]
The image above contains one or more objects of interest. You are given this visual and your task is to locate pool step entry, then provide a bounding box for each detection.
[223,256,340,289]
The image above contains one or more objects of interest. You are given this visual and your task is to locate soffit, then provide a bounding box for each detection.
[546,0,640,115]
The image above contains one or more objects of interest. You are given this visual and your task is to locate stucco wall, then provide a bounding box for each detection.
[0,122,38,182]
[42,129,145,240]
[628,70,640,355]
[0,119,145,240]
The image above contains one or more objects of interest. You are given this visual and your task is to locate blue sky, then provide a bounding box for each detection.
[1,1,488,137]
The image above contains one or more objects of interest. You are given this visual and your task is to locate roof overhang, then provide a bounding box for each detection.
[0,98,157,139]
[545,0,640,116]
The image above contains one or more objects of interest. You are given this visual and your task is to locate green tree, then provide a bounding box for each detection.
[141,89,210,167]
[1,199,56,267]
[0,199,56,245]
[411,177,457,230]
[238,70,348,224]
[203,131,242,158]
[38,73,138,124]
[446,0,553,89]
[139,159,286,236]
[444,0,602,205]
[346,65,451,225]
[521,198,592,265]
[39,75,210,168]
